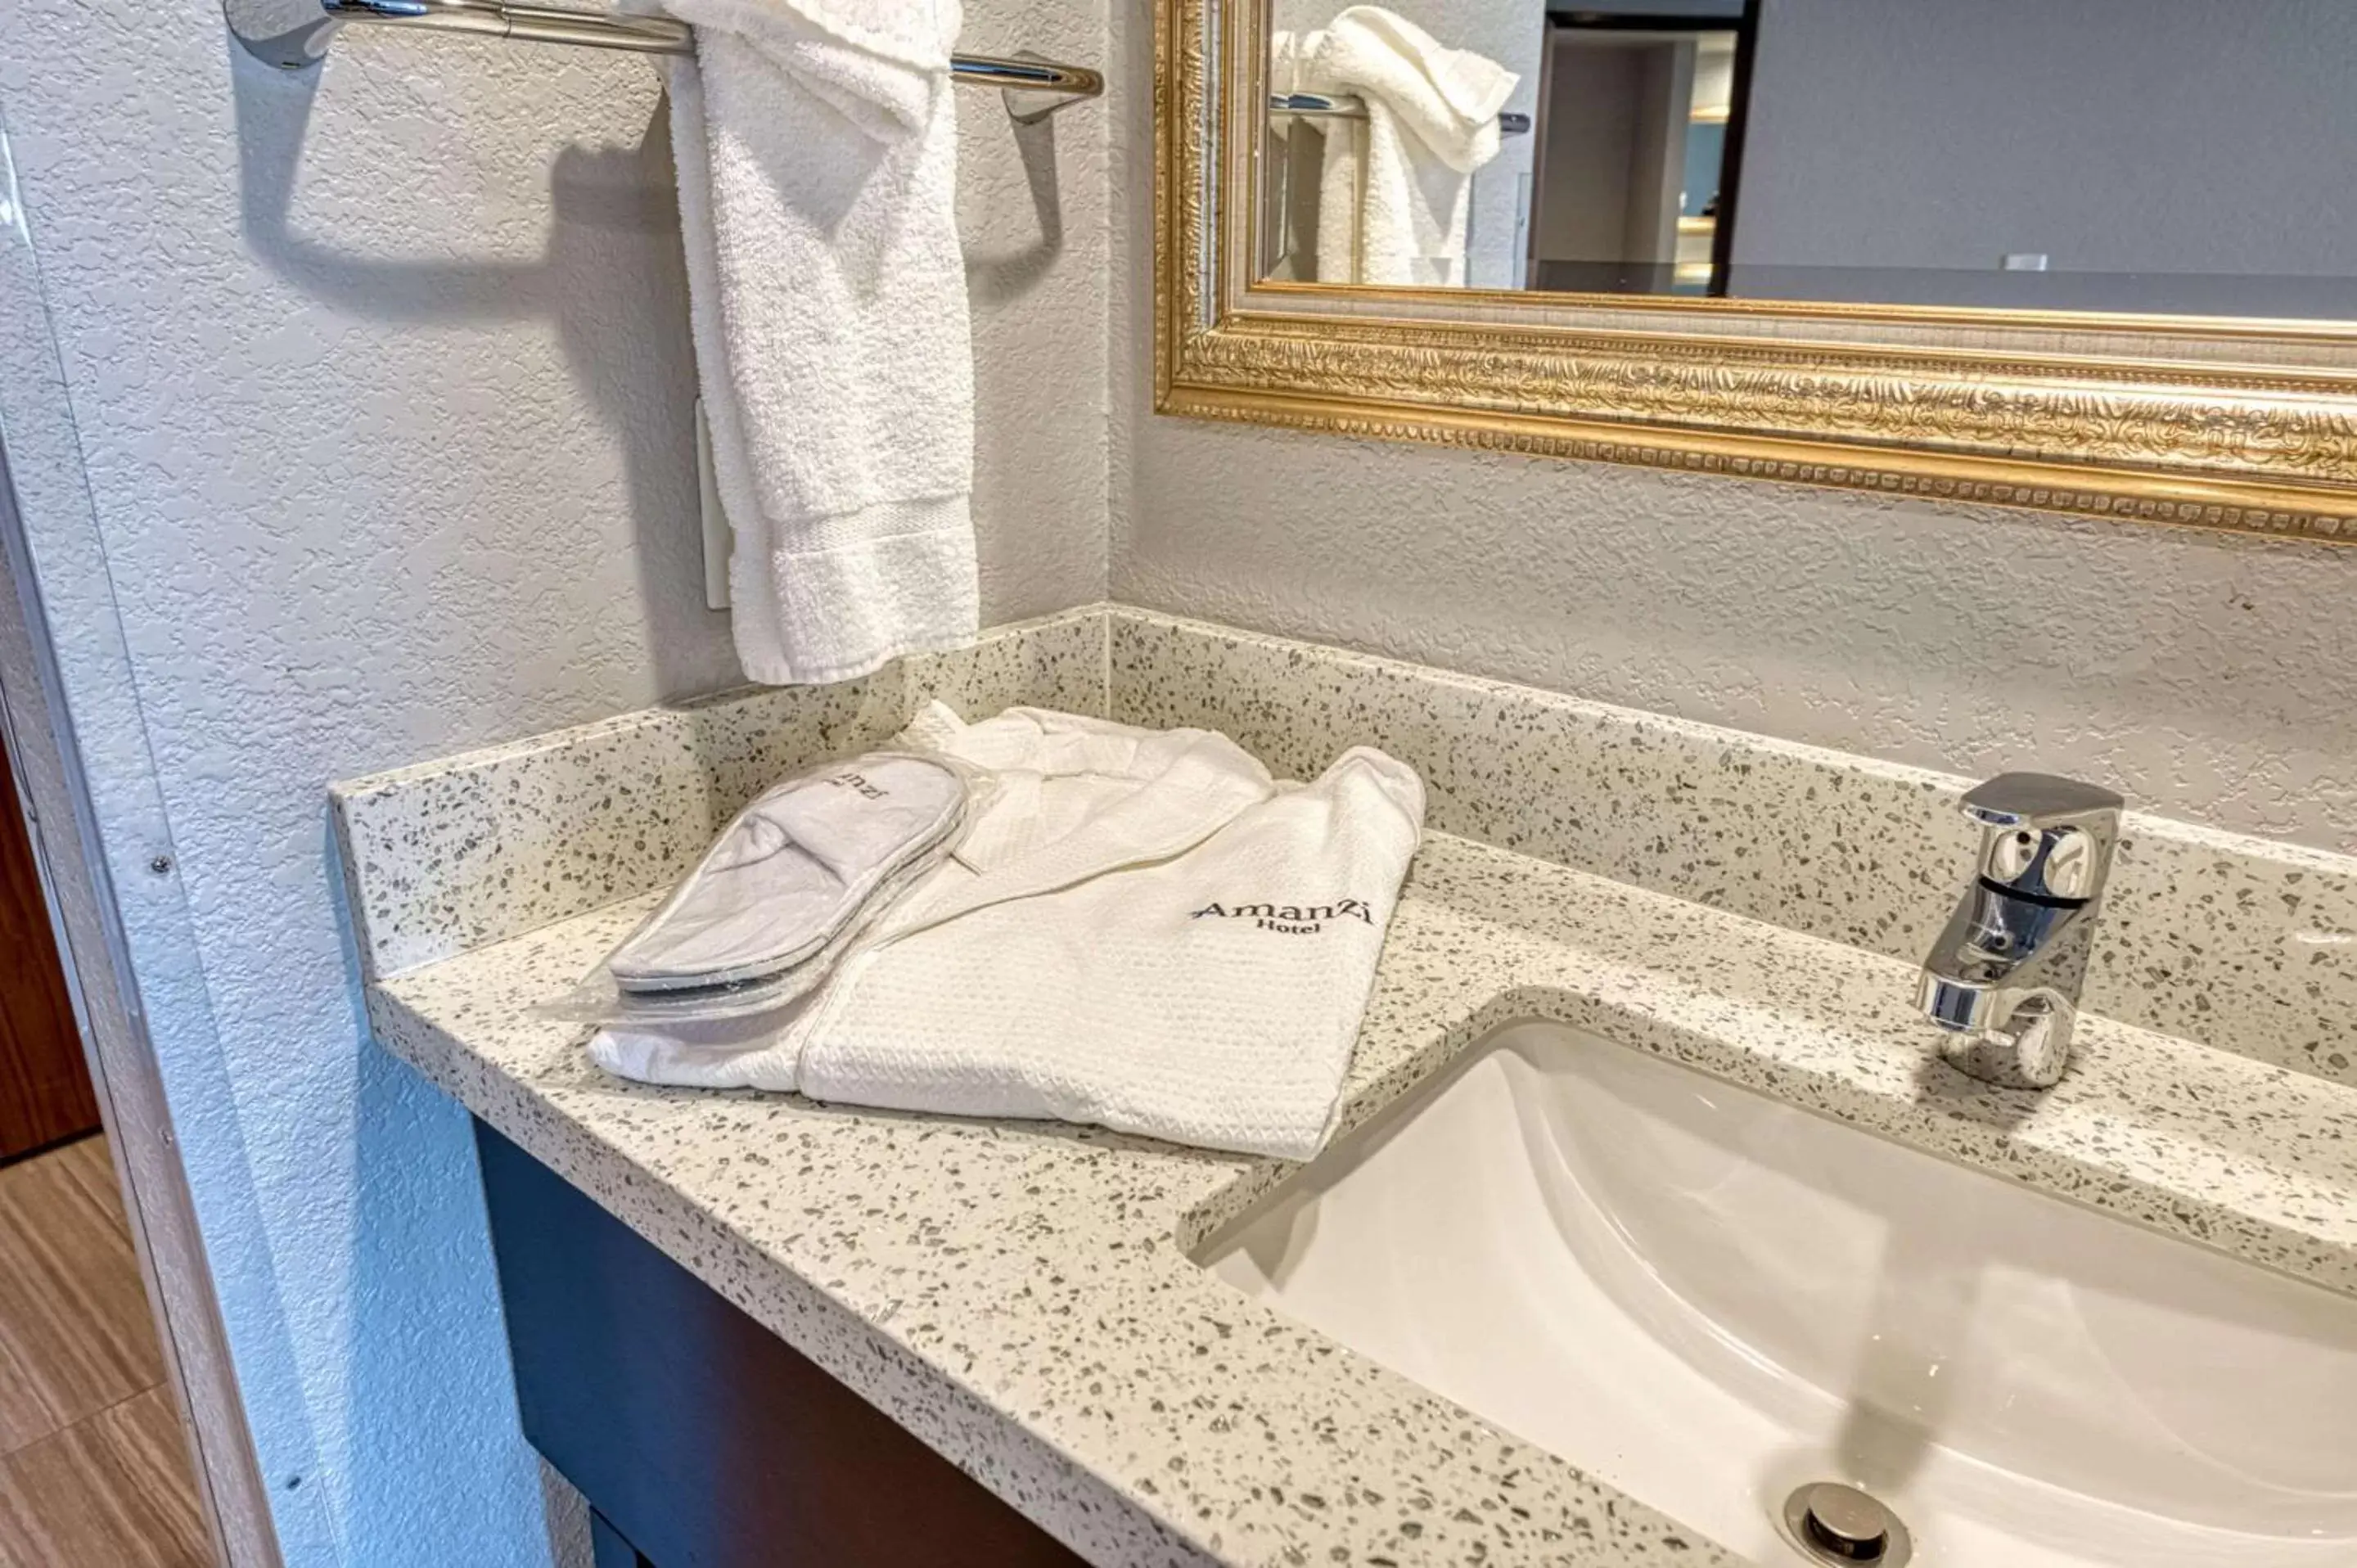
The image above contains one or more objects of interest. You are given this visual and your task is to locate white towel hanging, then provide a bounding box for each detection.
[658,0,980,686]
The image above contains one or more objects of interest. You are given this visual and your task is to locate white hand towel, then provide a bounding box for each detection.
[1305,7,1517,286]
[795,727,1426,1160]
[660,0,979,686]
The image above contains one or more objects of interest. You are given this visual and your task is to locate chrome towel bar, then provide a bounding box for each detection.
[225,0,1104,115]
[1270,92,1529,137]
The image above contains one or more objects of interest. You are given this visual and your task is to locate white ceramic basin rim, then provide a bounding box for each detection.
[1198,1022,2357,1567]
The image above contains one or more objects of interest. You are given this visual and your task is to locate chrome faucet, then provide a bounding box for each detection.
[1918,773,2123,1088]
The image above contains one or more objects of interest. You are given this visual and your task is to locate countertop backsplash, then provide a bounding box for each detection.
[340,602,2357,1087]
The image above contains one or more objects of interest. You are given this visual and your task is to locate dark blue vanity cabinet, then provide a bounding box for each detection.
[476,1124,1088,1568]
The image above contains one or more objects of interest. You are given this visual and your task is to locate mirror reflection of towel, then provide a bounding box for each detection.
[1299,7,1518,286]
[1269,26,1311,95]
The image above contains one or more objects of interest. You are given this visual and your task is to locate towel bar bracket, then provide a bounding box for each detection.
[223,0,1106,113]
[1270,92,1529,137]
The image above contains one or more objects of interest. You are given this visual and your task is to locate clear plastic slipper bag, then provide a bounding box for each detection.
[537,747,992,1028]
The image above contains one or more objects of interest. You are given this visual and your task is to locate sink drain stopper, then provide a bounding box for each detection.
[1779,1482,1913,1566]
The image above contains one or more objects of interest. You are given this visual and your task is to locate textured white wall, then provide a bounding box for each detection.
[0,0,1106,1561]
[1107,0,2357,856]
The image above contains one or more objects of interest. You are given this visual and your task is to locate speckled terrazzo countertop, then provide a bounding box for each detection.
[366,827,2357,1568]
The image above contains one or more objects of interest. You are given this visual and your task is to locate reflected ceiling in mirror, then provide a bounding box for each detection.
[1256,0,2357,321]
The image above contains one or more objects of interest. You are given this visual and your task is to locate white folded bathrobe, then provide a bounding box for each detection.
[1304,7,1517,286]
[657,0,978,686]
[590,707,1426,1160]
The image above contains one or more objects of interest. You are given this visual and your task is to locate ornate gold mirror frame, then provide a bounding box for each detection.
[1154,0,2357,541]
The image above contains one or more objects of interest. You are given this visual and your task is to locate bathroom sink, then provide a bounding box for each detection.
[1198,1023,2357,1566]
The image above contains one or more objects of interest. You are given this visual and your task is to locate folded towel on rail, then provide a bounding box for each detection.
[589,705,1427,1160]
[655,0,978,686]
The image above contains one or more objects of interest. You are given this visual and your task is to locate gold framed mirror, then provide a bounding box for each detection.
[1155,0,2357,541]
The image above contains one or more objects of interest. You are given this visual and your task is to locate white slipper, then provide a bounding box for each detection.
[605,751,968,998]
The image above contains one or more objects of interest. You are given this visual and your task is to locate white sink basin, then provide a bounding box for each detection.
[1198,1022,2357,1566]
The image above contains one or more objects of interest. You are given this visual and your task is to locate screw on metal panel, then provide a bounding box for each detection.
[149,854,174,876]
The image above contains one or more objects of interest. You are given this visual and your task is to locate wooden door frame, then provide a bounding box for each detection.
[1706,0,1761,290]
[0,444,279,1567]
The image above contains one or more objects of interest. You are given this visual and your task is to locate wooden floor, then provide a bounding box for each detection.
[0,1136,209,1567]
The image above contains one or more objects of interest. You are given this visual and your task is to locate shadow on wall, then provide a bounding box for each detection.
[225,43,1076,704]
[223,42,722,699]
[965,108,1066,306]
